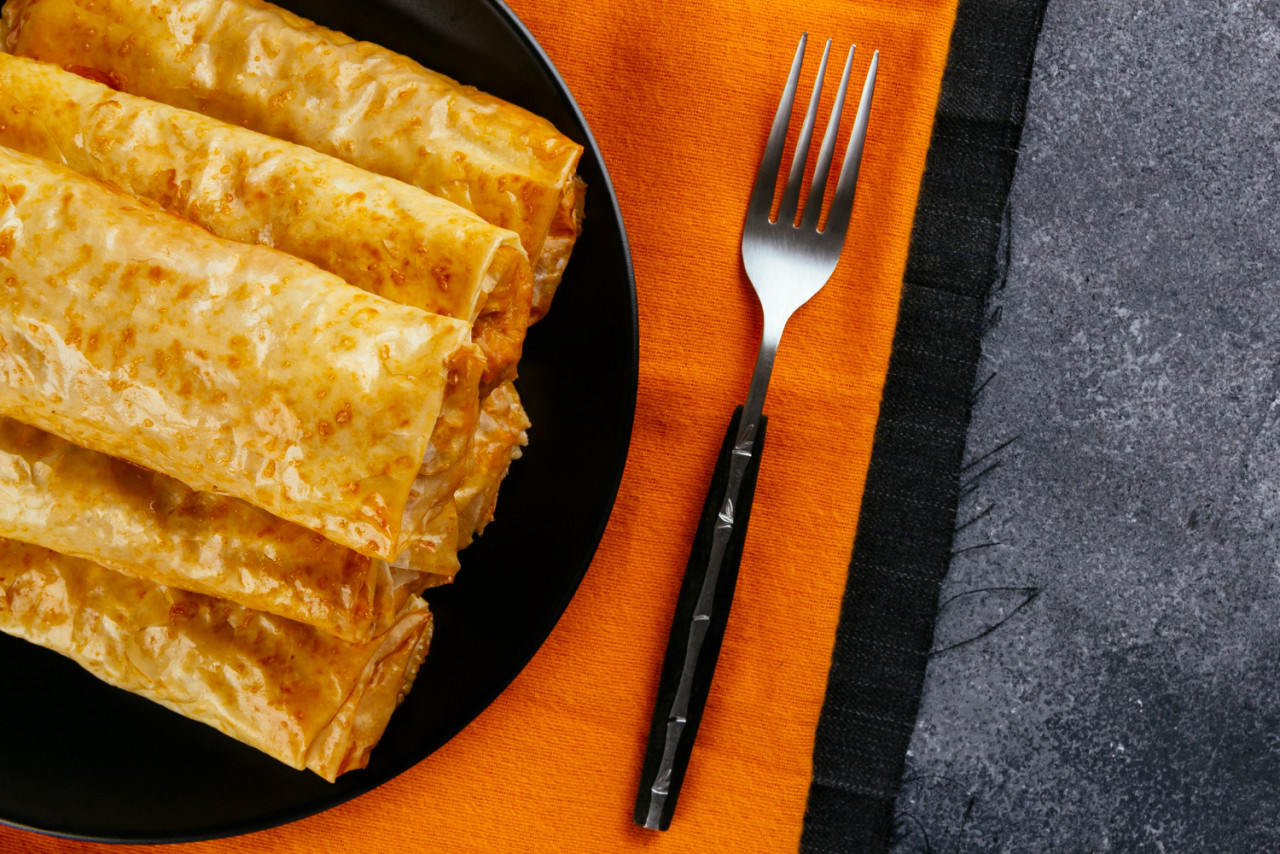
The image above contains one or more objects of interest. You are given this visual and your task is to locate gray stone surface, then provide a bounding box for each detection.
[898,1,1280,850]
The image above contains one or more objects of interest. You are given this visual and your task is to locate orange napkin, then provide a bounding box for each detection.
[0,0,958,850]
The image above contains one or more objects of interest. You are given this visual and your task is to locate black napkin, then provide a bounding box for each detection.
[798,1,1050,851]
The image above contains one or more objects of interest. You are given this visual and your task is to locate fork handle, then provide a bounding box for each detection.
[635,404,768,830]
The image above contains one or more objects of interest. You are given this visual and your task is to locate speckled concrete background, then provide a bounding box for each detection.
[897,1,1280,850]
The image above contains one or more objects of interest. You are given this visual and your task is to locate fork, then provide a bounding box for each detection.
[634,33,879,831]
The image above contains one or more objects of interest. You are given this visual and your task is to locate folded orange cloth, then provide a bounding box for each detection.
[0,0,958,850]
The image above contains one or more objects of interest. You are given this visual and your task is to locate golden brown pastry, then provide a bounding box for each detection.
[0,144,475,561]
[0,0,585,320]
[0,417,454,641]
[0,53,531,389]
[405,499,461,583]
[0,538,431,781]
[455,382,532,551]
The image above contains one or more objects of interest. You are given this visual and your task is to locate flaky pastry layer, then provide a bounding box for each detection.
[0,539,432,781]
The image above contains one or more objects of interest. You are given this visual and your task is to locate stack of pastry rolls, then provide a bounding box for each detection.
[0,0,582,780]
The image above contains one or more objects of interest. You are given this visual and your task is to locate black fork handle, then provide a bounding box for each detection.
[634,405,768,830]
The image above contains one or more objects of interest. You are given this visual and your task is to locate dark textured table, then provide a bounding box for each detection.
[898,1,1280,850]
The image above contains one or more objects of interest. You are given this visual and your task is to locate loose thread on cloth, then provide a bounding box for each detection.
[928,586,1041,657]
[953,503,994,533]
[959,435,1019,474]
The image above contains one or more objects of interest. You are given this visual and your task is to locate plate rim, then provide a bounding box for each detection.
[0,0,638,843]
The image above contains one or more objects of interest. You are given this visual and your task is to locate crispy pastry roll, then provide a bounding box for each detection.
[0,0,585,320]
[0,53,530,389]
[455,382,531,551]
[0,538,431,781]
[0,144,475,561]
[0,417,451,641]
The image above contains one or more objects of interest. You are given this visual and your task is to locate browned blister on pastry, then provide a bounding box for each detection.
[0,144,473,561]
[0,0,584,320]
[0,538,432,781]
[0,53,530,389]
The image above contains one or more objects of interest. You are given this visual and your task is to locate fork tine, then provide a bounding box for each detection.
[745,34,807,225]
[822,50,878,238]
[776,38,831,226]
[799,44,855,232]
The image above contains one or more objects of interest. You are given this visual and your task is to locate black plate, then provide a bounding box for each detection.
[0,0,637,842]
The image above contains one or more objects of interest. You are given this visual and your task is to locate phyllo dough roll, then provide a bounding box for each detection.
[0,417,444,641]
[0,54,531,390]
[0,0,585,320]
[0,144,474,561]
[0,538,431,781]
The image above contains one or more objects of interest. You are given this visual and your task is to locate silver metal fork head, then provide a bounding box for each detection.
[741,33,879,321]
